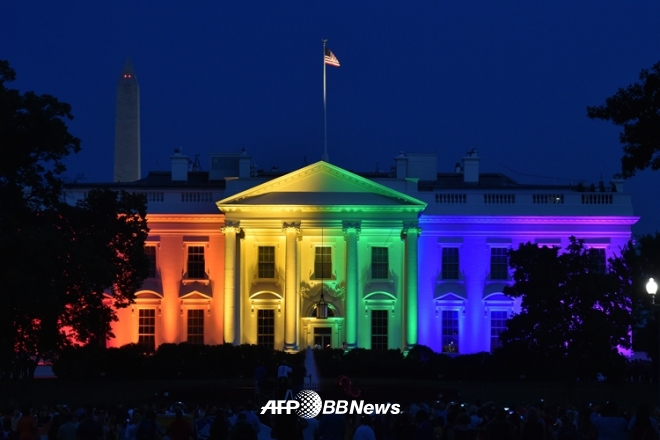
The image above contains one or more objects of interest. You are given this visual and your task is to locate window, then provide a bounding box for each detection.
[490,311,508,351]
[138,309,156,352]
[315,247,332,279]
[187,310,204,344]
[257,309,275,349]
[258,246,275,278]
[441,310,459,353]
[490,248,509,280]
[442,248,459,280]
[187,246,205,278]
[371,310,388,350]
[145,246,157,278]
[590,248,606,275]
[371,247,389,279]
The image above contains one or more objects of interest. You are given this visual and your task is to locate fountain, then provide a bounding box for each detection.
[304,346,320,391]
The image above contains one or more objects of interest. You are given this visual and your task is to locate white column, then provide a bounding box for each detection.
[343,222,360,348]
[222,223,240,345]
[403,223,421,350]
[284,222,301,351]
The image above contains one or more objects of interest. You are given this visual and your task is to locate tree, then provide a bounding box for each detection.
[0,60,149,379]
[500,237,632,380]
[614,233,660,365]
[587,61,660,178]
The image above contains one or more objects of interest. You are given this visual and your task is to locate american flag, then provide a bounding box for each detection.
[324,47,340,67]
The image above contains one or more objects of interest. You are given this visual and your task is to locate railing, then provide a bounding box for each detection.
[181,192,214,203]
[581,194,613,204]
[532,194,564,204]
[484,194,516,204]
[137,192,164,202]
[435,194,467,204]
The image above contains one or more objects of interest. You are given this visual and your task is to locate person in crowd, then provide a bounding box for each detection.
[270,412,306,440]
[521,407,546,440]
[352,416,375,440]
[227,414,256,440]
[253,362,266,397]
[17,407,37,440]
[238,403,259,435]
[589,402,627,440]
[208,409,228,440]
[484,409,515,440]
[300,414,317,440]
[76,409,104,440]
[629,404,660,440]
[166,410,192,440]
[413,410,434,440]
[57,413,78,440]
[316,413,345,440]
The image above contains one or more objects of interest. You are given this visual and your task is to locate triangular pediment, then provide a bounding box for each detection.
[216,161,426,210]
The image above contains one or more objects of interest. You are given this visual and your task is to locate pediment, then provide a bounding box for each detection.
[435,292,465,302]
[483,293,513,303]
[249,291,283,301]
[135,290,163,300]
[180,281,212,298]
[363,291,397,302]
[217,161,426,210]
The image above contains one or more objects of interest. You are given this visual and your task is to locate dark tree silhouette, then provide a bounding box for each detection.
[0,60,149,379]
[500,237,632,380]
[587,61,660,178]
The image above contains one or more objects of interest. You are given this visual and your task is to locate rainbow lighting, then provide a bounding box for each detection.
[69,151,637,355]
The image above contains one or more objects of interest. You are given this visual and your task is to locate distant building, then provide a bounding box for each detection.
[63,63,637,355]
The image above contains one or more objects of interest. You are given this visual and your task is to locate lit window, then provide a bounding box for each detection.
[371,247,389,279]
[187,310,204,344]
[258,246,275,278]
[315,247,332,279]
[257,309,275,349]
[490,311,508,351]
[442,248,459,280]
[490,248,509,280]
[138,309,156,352]
[371,310,388,350]
[187,246,205,278]
[145,246,157,278]
[441,310,459,353]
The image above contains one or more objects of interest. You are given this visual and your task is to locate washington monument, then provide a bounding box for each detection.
[114,57,140,182]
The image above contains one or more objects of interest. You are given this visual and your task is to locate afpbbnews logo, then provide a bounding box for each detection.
[260,390,401,419]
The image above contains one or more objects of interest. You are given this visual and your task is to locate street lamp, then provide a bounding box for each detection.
[647,277,659,403]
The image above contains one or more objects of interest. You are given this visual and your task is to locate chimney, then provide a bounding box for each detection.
[171,149,189,181]
[238,148,251,178]
[394,151,408,179]
[462,149,480,183]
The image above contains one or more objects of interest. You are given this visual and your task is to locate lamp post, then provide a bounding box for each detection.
[647,277,659,402]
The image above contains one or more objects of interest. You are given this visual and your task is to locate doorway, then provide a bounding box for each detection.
[313,327,332,349]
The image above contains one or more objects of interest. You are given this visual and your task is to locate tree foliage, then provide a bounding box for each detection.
[615,233,660,363]
[0,60,149,379]
[587,61,660,178]
[500,237,632,380]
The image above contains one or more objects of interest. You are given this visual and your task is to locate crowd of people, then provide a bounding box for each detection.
[3,397,660,440]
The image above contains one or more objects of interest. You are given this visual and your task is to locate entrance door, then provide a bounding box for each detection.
[313,327,332,348]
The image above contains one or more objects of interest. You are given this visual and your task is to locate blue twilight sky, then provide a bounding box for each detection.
[3,2,660,235]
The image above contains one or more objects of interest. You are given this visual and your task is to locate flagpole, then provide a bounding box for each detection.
[322,39,329,162]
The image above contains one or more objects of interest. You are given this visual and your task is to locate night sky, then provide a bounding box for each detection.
[4,2,660,235]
